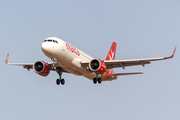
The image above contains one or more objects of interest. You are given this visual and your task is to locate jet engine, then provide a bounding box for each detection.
[33,61,50,76]
[89,59,107,74]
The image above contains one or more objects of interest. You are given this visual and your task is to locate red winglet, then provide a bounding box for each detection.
[5,53,9,64]
[172,47,177,57]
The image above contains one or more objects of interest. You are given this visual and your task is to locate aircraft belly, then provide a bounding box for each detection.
[57,58,96,79]
[56,47,97,80]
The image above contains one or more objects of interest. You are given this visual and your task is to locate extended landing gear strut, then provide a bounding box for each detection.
[51,58,57,70]
[56,67,65,85]
[93,74,102,84]
[51,58,65,85]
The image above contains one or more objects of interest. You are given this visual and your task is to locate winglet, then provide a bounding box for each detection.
[5,53,9,64]
[172,47,177,57]
[164,47,177,59]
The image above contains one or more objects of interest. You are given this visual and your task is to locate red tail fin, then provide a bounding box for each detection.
[105,42,117,60]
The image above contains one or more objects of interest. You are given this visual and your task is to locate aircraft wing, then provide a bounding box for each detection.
[6,63,34,70]
[81,47,176,69]
[5,53,62,71]
[6,62,60,70]
[104,47,176,69]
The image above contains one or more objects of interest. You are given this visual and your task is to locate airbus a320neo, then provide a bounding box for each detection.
[5,37,176,85]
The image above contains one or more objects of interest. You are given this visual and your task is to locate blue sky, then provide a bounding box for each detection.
[0,0,180,120]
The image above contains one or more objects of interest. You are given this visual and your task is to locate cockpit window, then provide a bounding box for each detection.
[53,40,58,43]
[44,39,58,44]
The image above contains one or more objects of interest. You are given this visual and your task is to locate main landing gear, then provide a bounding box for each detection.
[93,74,102,84]
[56,78,65,85]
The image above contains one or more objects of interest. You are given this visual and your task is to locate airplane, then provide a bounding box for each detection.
[5,37,177,85]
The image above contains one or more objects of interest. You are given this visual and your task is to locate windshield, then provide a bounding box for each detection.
[44,39,58,44]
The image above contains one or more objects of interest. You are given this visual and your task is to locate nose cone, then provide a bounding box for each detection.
[41,42,49,53]
[41,42,53,58]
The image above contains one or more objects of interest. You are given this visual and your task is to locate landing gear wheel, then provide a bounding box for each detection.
[52,66,56,70]
[61,79,65,85]
[93,78,97,84]
[98,78,102,84]
[55,68,65,85]
[56,79,60,85]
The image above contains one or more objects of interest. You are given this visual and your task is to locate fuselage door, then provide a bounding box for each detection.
[61,43,67,59]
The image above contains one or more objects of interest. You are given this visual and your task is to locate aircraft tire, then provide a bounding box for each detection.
[52,66,56,70]
[93,78,97,84]
[98,78,102,84]
[61,79,65,85]
[56,79,60,85]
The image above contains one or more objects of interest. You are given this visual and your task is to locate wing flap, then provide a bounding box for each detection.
[106,60,151,69]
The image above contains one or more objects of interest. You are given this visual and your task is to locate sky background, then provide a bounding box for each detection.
[0,0,180,120]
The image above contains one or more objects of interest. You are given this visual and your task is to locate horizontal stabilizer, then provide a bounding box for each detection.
[113,72,143,76]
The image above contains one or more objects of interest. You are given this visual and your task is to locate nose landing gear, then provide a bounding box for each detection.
[56,67,65,85]
[51,58,57,70]
[51,58,65,85]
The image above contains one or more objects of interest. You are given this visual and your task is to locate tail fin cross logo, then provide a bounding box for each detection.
[106,42,117,60]
[109,50,115,60]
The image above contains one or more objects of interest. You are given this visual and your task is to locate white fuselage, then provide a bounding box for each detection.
[41,37,98,80]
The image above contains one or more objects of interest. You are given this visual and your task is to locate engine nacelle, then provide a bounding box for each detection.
[89,59,107,74]
[33,61,50,76]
